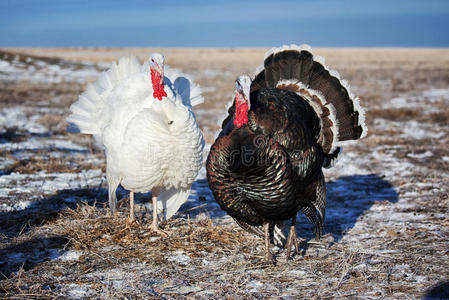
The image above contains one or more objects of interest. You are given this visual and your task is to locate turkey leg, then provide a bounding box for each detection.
[150,190,170,237]
[127,191,136,224]
[285,213,299,261]
[264,222,275,264]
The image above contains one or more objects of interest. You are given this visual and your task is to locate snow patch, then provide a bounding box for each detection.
[0,137,87,152]
[0,106,48,134]
[0,158,16,170]
[0,200,36,212]
[0,169,104,200]
[407,151,433,159]
[390,88,449,111]
[247,280,263,292]
[64,284,93,299]
[0,56,101,83]
[168,251,191,265]
[58,250,83,262]
[373,119,445,140]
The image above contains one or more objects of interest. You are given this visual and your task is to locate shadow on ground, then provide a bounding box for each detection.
[295,174,398,241]
[0,235,69,278]
[423,280,449,299]
[0,188,107,239]
[178,179,227,219]
[0,187,106,279]
[180,174,399,249]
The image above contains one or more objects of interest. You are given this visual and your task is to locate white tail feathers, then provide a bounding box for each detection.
[67,55,204,136]
[264,44,313,61]
[67,56,142,135]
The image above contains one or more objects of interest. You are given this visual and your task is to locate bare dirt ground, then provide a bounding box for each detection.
[0,47,448,299]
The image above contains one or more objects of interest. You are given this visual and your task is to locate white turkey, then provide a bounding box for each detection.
[67,53,204,236]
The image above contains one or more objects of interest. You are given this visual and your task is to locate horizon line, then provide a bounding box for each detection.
[2,46,449,50]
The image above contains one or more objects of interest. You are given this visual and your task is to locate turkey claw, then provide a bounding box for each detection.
[264,251,276,265]
[150,224,170,237]
[126,216,140,226]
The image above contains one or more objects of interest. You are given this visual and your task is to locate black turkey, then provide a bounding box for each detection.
[206,44,367,263]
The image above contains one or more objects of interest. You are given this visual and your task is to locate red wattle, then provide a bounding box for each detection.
[150,69,167,101]
[234,94,249,128]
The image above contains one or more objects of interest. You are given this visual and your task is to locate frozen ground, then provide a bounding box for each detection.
[0,48,448,299]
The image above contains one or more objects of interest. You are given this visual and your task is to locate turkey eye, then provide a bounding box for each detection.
[151,59,154,62]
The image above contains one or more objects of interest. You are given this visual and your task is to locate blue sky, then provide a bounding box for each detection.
[1,0,449,47]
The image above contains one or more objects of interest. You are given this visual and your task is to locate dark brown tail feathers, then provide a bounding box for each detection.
[251,44,367,155]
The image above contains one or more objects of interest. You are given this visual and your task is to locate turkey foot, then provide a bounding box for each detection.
[126,215,140,226]
[263,222,276,264]
[149,221,170,237]
[126,191,140,225]
[264,249,276,264]
[285,215,299,261]
[127,216,136,225]
[149,192,170,237]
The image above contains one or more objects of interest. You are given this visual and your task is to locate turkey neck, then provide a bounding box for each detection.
[151,69,167,100]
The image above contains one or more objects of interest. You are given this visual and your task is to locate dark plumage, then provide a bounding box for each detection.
[207,44,367,262]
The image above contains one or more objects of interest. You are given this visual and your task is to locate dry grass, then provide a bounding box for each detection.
[0,80,84,109]
[2,200,447,298]
[0,203,261,298]
[9,156,105,175]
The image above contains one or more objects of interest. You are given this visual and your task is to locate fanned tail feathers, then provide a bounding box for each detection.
[251,44,367,158]
[67,56,141,135]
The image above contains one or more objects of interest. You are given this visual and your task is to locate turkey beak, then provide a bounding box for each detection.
[236,86,250,109]
[150,62,164,84]
[156,64,164,84]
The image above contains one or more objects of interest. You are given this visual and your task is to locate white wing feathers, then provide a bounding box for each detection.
[120,105,203,220]
[164,66,204,107]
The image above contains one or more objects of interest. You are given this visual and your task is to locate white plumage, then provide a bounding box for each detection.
[67,54,204,233]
